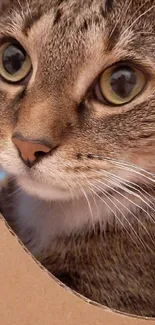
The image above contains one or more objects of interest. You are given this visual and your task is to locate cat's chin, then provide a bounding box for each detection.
[17,176,81,202]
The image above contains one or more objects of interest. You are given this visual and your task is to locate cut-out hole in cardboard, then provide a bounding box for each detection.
[0,212,155,325]
[1,209,155,321]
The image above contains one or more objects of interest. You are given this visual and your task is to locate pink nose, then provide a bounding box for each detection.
[12,137,51,167]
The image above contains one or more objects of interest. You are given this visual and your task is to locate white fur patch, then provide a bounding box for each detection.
[8,184,113,256]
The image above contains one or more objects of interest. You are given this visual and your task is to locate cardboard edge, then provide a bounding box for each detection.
[0,212,154,322]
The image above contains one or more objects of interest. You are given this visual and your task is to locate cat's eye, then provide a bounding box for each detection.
[0,42,31,83]
[97,64,146,105]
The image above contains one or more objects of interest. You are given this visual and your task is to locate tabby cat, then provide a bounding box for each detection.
[0,0,155,317]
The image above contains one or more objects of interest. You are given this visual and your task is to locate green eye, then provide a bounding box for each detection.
[98,64,146,105]
[0,42,31,83]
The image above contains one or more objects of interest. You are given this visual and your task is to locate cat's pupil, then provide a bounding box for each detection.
[2,44,26,75]
[110,66,137,98]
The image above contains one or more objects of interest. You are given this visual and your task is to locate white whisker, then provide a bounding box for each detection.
[76,181,95,230]
[108,0,133,41]
[89,155,155,179]
[90,181,154,253]
[95,178,155,247]
[78,172,100,216]
[86,178,149,250]
[87,184,140,248]
[122,4,155,39]
[6,186,22,198]
[96,170,155,207]
[96,173,155,225]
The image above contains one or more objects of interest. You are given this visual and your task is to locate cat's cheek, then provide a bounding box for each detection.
[0,145,26,177]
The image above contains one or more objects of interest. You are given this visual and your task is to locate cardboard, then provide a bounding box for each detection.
[0,213,155,325]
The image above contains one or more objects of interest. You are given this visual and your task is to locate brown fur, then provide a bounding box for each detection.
[41,218,155,317]
[0,0,155,317]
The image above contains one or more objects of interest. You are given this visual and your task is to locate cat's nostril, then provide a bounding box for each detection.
[34,151,48,159]
[12,136,52,168]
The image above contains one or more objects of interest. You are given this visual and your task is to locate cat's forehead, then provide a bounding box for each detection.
[0,0,155,94]
[1,0,154,19]
[1,0,155,53]
[1,0,155,33]
[0,0,111,12]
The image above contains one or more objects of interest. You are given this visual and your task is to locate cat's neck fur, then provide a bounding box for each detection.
[2,180,153,258]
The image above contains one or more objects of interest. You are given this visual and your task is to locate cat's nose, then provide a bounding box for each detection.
[12,136,52,168]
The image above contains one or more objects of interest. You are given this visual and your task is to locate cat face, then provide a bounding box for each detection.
[0,0,155,201]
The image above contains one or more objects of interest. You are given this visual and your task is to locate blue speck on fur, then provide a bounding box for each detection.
[0,170,7,181]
